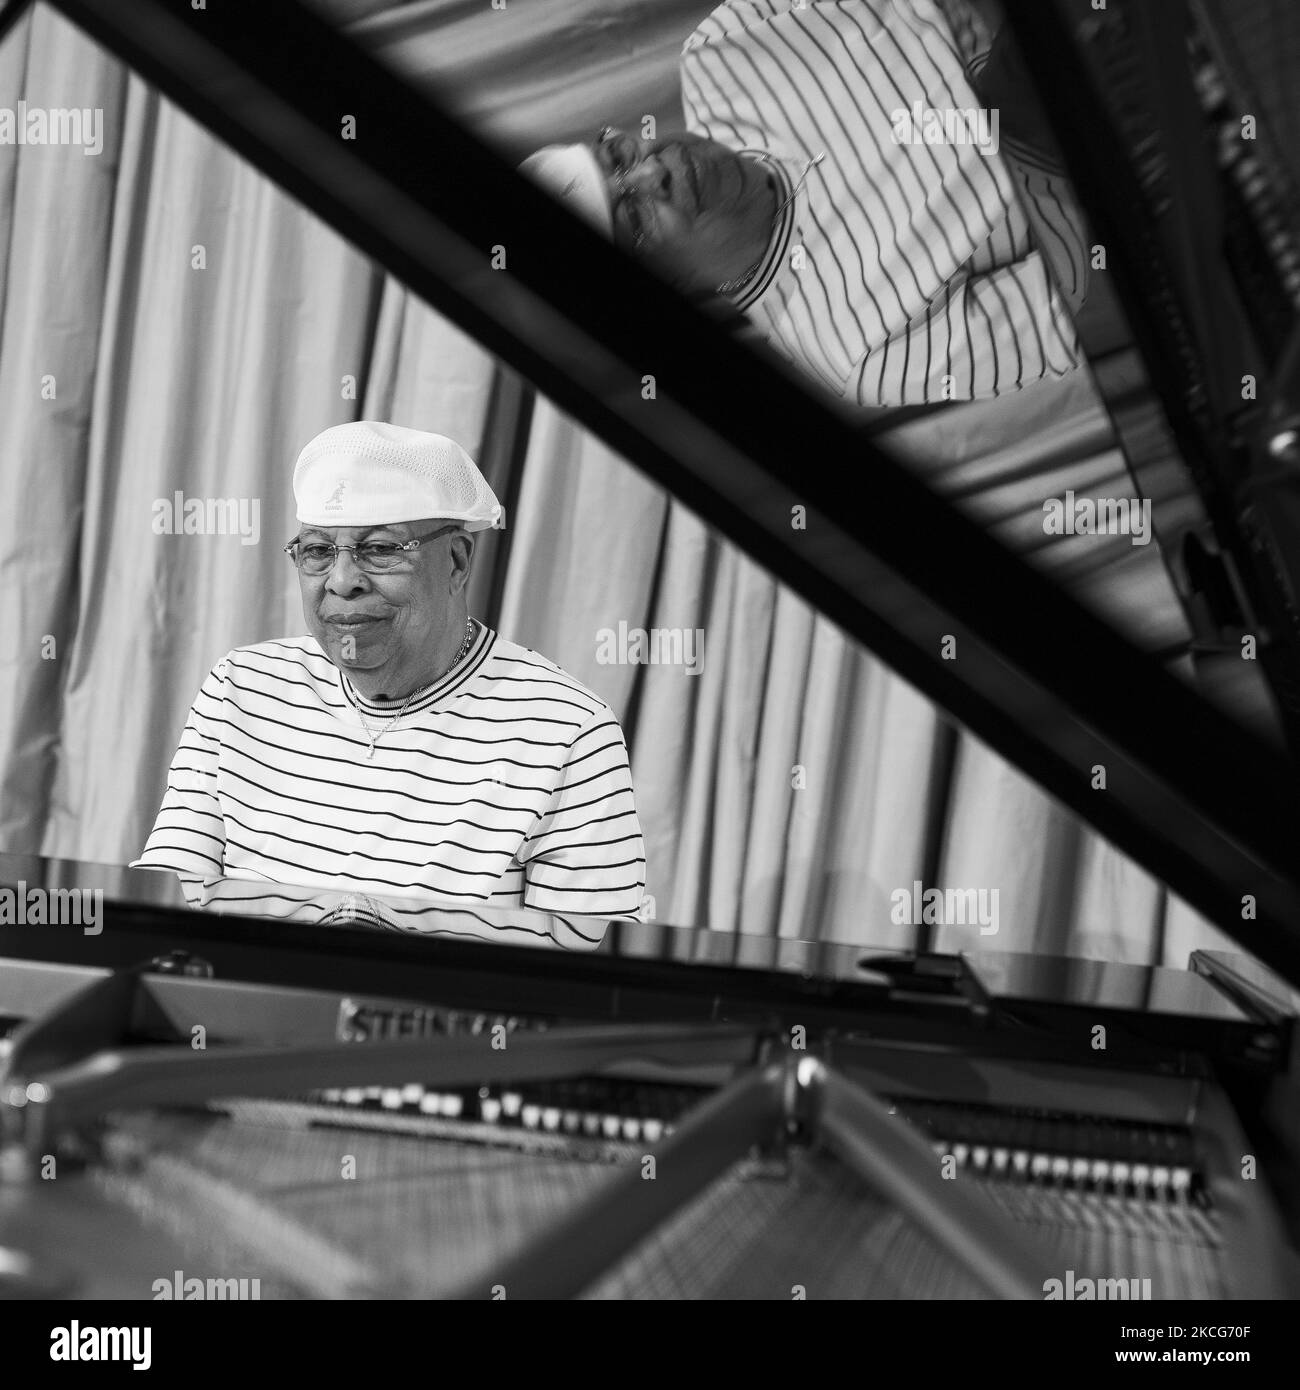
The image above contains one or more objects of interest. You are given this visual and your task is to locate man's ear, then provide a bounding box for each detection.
[449,531,475,591]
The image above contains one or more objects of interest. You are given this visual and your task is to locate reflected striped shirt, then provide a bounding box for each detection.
[132,623,647,921]
[680,0,1085,404]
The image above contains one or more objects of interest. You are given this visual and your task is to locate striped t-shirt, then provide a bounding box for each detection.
[132,622,647,923]
[680,0,1085,405]
[164,874,611,951]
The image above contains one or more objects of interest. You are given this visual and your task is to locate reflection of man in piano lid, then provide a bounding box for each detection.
[131,422,647,937]
[520,0,1089,409]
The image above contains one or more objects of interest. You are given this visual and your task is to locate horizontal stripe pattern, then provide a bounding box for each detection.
[680,0,1083,404]
[171,874,608,951]
[133,628,647,927]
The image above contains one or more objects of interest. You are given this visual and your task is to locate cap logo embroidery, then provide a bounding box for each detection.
[323,480,348,513]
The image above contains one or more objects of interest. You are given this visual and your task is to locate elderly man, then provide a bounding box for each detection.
[522,0,1087,408]
[133,422,647,927]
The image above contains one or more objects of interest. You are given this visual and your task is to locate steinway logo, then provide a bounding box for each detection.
[337,997,447,1042]
[335,997,532,1043]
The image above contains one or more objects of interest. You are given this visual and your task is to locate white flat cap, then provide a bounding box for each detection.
[293,422,502,530]
[519,143,613,237]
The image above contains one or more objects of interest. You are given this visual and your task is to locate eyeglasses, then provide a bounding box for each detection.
[284,525,461,575]
[598,126,649,250]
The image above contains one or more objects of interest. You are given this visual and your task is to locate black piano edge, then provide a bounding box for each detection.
[0,889,1291,1075]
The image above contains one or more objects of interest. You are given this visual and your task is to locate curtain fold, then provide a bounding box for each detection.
[0,1,1243,972]
[0,9,127,850]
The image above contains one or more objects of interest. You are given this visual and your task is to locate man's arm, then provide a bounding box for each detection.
[682,0,1087,405]
[130,660,229,880]
[516,710,647,919]
[854,246,1082,404]
[977,62,1092,316]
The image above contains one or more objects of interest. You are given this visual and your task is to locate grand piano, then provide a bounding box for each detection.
[3,0,1300,1305]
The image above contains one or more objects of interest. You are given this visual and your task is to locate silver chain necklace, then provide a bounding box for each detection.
[715,151,825,296]
[356,617,476,759]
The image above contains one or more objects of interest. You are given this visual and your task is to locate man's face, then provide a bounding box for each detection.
[295,519,471,696]
[592,128,775,294]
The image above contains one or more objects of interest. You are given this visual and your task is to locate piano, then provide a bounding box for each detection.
[3,0,1300,1306]
[1,851,1297,1299]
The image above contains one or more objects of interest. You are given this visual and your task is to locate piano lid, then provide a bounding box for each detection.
[31,0,1300,985]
